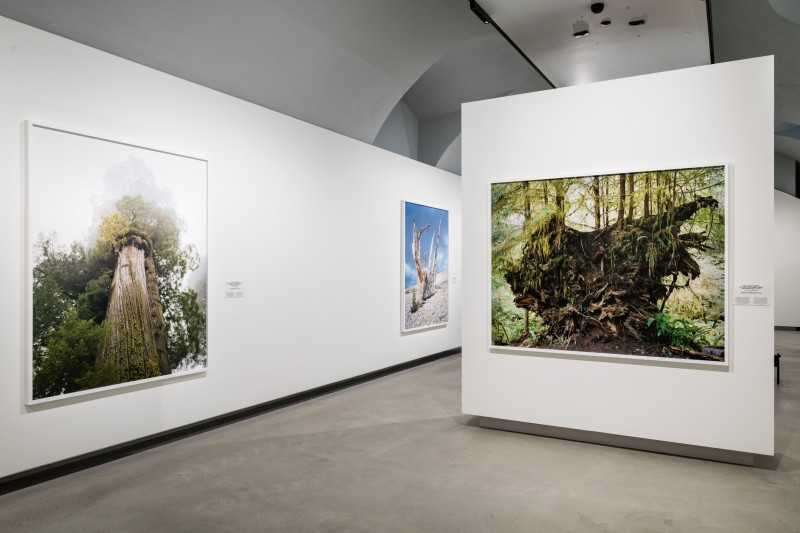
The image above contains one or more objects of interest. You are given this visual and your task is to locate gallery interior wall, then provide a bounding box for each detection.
[462,56,774,454]
[774,153,796,197]
[0,16,462,478]
[775,190,800,327]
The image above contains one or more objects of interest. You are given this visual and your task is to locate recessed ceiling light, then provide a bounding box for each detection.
[600,18,611,26]
[574,30,590,38]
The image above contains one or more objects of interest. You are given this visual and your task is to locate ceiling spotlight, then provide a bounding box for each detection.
[591,2,605,14]
[629,18,646,26]
[470,0,491,24]
[574,29,590,38]
[600,18,611,26]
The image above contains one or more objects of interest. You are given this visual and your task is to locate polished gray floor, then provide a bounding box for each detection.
[1,333,799,532]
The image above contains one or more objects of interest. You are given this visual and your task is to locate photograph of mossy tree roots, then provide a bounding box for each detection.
[491,166,726,362]
[28,124,207,401]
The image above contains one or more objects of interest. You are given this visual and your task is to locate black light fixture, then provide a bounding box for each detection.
[470,0,491,25]
[572,20,590,38]
[629,18,646,26]
[600,18,611,26]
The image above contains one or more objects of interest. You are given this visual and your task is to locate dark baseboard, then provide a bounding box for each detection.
[0,347,460,495]
[775,326,800,331]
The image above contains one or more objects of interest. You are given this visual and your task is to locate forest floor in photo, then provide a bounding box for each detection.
[404,281,448,330]
[523,334,724,362]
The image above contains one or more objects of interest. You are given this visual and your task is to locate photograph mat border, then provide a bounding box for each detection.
[24,120,210,406]
[487,163,730,368]
[400,199,450,333]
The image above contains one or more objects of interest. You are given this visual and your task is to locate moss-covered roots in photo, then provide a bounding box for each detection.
[491,168,725,361]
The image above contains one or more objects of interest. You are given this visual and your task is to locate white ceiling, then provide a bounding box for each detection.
[0,0,798,164]
[0,0,505,144]
[479,0,710,87]
[402,32,551,122]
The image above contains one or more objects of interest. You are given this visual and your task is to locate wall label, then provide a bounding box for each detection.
[734,284,771,306]
[225,280,245,298]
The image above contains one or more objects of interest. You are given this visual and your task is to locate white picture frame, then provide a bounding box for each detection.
[488,164,729,367]
[25,121,209,404]
[401,200,449,333]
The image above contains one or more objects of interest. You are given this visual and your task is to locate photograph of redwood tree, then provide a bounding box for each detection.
[491,166,726,362]
[403,201,449,332]
[28,124,207,401]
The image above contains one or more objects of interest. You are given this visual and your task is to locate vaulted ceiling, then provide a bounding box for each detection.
[711,0,800,162]
[0,0,797,170]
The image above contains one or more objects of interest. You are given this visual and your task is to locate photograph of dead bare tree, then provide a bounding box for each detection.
[402,201,449,332]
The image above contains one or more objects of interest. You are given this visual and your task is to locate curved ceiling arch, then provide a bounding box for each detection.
[2,0,798,166]
[402,31,550,123]
[0,0,494,143]
[436,134,462,175]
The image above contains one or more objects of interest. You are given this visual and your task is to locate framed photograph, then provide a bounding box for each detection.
[490,165,727,364]
[402,201,449,332]
[26,122,208,404]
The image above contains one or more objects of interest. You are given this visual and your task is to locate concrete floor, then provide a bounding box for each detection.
[1,333,799,532]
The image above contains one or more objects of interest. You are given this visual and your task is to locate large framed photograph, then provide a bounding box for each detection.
[26,122,208,403]
[402,201,449,332]
[490,165,727,364]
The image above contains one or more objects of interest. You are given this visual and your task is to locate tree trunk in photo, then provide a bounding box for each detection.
[669,171,678,223]
[555,182,565,226]
[98,232,170,381]
[522,181,531,219]
[656,173,663,215]
[627,174,635,221]
[644,173,651,218]
[412,217,441,302]
[592,177,601,230]
[145,252,171,375]
[523,181,532,336]
[617,174,626,230]
[424,219,442,299]
[412,218,430,302]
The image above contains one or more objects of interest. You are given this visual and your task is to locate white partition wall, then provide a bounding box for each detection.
[0,16,461,478]
[462,57,774,455]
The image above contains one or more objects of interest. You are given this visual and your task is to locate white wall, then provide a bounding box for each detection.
[775,152,796,196]
[775,190,800,327]
[462,57,774,455]
[0,16,461,478]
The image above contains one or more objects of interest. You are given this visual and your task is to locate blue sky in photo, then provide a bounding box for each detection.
[404,202,449,289]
